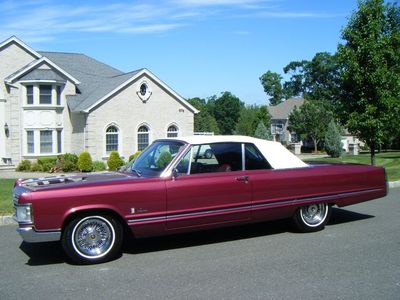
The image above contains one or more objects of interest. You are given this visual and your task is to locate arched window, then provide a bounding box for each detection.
[137,125,149,151]
[167,125,178,138]
[106,125,119,153]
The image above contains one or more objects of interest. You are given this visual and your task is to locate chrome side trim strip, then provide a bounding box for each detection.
[127,188,383,224]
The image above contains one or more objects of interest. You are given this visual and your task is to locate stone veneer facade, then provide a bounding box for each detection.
[0,36,196,165]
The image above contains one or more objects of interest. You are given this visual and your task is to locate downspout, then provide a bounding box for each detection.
[83,112,88,151]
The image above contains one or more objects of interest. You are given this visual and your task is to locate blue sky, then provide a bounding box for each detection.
[0,0,359,105]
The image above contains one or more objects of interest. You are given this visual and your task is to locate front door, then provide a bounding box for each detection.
[166,143,251,230]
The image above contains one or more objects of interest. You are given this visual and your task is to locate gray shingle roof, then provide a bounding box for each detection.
[267,98,304,120]
[19,69,66,82]
[39,51,142,112]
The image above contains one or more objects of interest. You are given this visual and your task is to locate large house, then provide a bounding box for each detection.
[267,97,304,144]
[0,36,198,167]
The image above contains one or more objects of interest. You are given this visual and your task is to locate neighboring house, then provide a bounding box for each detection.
[0,36,198,166]
[267,97,304,143]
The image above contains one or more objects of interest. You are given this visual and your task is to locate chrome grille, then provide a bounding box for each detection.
[13,193,19,205]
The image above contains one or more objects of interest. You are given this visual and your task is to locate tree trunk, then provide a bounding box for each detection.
[370,143,376,165]
[313,138,318,153]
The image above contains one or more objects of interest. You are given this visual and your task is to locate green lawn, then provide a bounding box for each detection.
[304,151,400,182]
[0,179,15,216]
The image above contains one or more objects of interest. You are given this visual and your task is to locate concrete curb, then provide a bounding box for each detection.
[1,181,399,226]
[0,215,15,226]
[389,181,400,188]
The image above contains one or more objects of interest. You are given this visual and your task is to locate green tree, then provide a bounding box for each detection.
[288,100,334,153]
[283,60,307,98]
[283,52,340,102]
[235,105,259,136]
[325,120,343,158]
[259,71,284,105]
[213,92,244,135]
[235,105,272,137]
[337,0,400,165]
[254,122,272,140]
[187,97,220,134]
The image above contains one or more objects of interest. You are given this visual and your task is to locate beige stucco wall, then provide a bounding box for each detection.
[86,74,194,161]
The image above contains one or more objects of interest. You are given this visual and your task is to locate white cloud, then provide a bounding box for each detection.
[0,0,344,44]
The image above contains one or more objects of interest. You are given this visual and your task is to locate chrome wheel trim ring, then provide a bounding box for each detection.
[299,203,328,227]
[71,216,116,260]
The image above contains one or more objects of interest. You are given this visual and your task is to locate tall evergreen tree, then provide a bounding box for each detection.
[325,120,343,158]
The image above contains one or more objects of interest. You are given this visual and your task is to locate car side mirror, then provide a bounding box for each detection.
[172,168,179,180]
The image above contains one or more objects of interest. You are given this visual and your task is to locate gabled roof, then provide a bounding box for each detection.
[0,36,41,59]
[39,52,198,113]
[82,68,199,114]
[1,36,198,114]
[5,56,80,85]
[19,69,67,82]
[267,98,304,120]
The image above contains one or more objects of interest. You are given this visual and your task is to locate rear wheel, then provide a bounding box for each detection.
[292,203,331,232]
[62,214,123,264]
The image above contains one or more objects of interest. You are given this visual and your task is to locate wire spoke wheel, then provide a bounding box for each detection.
[62,214,123,264]
[300,203,328,227]
[72,216,115,259]
[293,202,331,232]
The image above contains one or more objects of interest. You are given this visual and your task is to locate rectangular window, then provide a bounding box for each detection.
[137,133,149,151]
[189,143,242,174]
[27,131,34,154]
[40,130,53,153]
[106,134,118,153]
[56,86,62,105]
[57,130,62,153]
[39,85,52,104]
[26,85,34,105]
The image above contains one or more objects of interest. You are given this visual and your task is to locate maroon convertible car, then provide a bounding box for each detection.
[13,136,387,264]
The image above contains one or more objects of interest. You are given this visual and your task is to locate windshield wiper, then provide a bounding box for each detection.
[131,168,142,177]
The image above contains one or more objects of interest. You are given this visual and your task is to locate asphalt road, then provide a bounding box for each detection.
[1,189,399,300]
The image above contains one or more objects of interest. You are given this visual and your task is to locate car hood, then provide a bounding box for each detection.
[15,171,137,190]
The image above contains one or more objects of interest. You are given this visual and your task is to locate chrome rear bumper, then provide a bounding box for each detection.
[17,227,61,243]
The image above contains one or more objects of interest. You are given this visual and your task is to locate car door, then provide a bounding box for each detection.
[165,142,252,230]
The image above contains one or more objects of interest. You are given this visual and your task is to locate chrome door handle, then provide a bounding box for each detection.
[236,176,249,183]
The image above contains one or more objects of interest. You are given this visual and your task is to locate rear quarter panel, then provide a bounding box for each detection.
[250,163,386,221]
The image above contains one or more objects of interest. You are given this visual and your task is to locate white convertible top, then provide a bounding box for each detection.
[171,135,308,170]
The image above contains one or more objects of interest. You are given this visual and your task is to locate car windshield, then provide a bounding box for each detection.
[127,140,186,177]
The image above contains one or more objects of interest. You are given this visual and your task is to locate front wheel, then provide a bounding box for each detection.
[292,203,331,232]
[62,214,123,264]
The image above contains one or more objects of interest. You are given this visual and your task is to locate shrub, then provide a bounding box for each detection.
[325,120,343,158]
[61,160,76,172]
[30,162,42,172]
[128,151,142,162]
[77,151,93,172]
[107,151,124,171]
[59,153,78,172]
[93,160,107,171]
[38,156,58,172]
[16,160,31,171]
[156,152,172,169]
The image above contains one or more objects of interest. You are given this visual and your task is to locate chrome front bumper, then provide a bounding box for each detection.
[17,227,61,243]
